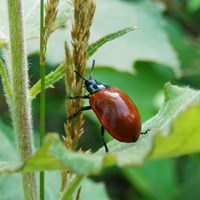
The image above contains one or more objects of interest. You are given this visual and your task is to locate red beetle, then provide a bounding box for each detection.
[68,61,146,152]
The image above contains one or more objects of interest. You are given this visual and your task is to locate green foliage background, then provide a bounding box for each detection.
[0,0,200,199]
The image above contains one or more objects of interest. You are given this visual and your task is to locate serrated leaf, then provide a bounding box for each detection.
[1,84,200,175]
[149,105,200,159]
[146,83,200,159]
[8,132,151,174]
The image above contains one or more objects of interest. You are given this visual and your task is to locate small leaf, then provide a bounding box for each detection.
[87,27,138,58]
[29,27,137,99]
[29,63,65,99]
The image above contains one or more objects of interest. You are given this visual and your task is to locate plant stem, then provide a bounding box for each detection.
[7,0,38,199]
[60,175,85,200]
[0,59,12,102]
[40,0,45,199]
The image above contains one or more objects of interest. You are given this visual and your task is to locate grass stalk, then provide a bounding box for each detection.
[40,0,45,199]
[40,0,59,198]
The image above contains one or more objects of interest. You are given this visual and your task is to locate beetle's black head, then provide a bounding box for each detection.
[85,77,109,94]
[74,60,109,94]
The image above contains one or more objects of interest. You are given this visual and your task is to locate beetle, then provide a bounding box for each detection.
[67,60,147,152]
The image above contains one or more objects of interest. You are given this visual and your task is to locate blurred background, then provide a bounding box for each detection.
[1,0,200,199]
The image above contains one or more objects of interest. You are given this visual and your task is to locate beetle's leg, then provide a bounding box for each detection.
[67,106,91,120]
[66,95,90,99]
[101,126,109,153]
[141,129,150,134]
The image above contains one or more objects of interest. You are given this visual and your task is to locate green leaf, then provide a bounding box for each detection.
[1,84,200,176]
[29,27,137,99]
[0,122,61,199]
[0,39,7,48]
[147,83,200,159]
[149,104,200,159]
[0,133,98,174]
[187,0,200,12]
[172,167,200,200]
[60,177,111,200]
[78,178,110,200]
[43,0,180,76]
[165,18,200,72]
[0,173,23,200]
[122,159,177,199]
[89,0,180,76]
[0,0,72,47]
[87,27,138,58]
[0,121,23,199]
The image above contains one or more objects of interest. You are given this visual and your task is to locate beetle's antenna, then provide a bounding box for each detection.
[89,59,95,78]
[74,70,86,81]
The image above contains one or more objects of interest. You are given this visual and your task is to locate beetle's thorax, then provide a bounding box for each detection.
[85,77,109,94]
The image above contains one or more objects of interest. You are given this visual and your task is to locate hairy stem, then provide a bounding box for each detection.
[7,0,37,199]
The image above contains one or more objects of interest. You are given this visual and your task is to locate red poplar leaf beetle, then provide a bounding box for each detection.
[67,60,148,152]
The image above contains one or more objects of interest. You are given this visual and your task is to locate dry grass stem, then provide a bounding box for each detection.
[62,0,95,192]
[64,0,96,150]
[43,0,59,52]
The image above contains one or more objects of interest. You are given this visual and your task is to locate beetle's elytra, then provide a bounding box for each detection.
[67,60,145,153]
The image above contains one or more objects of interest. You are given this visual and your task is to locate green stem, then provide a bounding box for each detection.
[7,0,38,199]
[0,59,12,102]
[60,175,85,200]
[40,0,45,199]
